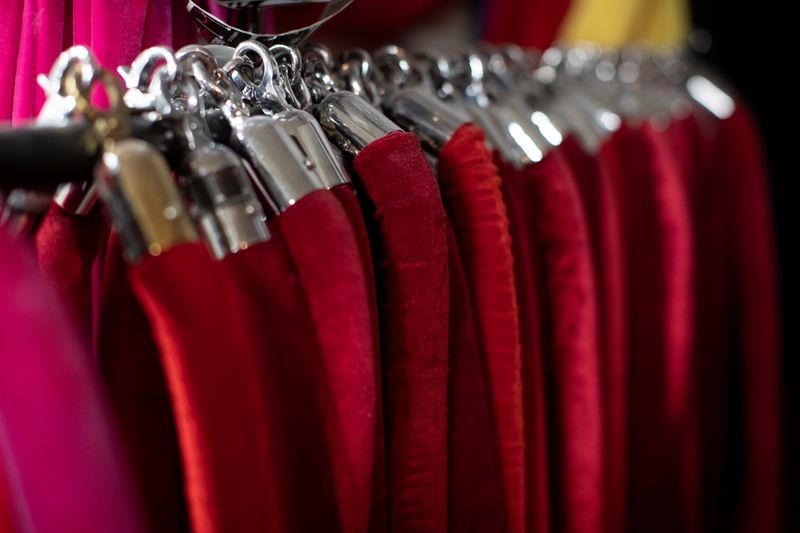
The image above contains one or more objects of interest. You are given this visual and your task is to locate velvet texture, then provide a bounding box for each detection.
[129,243,279,533]
[330,184,388,533]
[610,123,695,533]
[499,149,605,533]
[437,124,524,533]
[220,234,341,532]
[444,219,505,532]
[0,461,15,533]
[714,107,782,533]
[99,231,189,533]
[273,189,377,533]
[0,230,146,533]
[561,136,628,533]
[34,202,104,346]
[353,131,449,532]
[498,154,551,533]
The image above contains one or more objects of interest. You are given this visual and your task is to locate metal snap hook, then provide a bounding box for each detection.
[231,40,288,115]
[177,44,250,121]
[118,47,180,114]
[373,45,416,89]
[61,64,131,154]
[301,44,341,103]
[36,46,99,126]
[269,44,312,109]
[338,49,383,106]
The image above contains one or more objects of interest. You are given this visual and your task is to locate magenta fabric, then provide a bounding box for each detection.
[0,461,15,532]
[0,229,146,533]
[353,131,450,532]
[0,2,25,121]
[11,0,66,123]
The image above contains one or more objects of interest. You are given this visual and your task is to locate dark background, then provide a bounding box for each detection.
[689,3,796,530]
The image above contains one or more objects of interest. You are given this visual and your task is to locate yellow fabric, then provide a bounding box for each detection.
[558,0,691,46]
[639,0,691,45]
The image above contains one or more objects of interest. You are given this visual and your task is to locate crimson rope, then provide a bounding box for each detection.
[438,124,525,533]
[353,131,450,532]
[129,243,279,533]
[274,189,378,533]
[499,149,605,533]
[562,135,628,533]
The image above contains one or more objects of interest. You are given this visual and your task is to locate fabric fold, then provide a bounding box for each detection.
[220,231,341,532]
[499,149,605,533]
[611,122,694,533]
[129,243,280,533]
[34,202,104,346]
[0,230,146,533]
[274,189,377,533]
[562,136,628,533]
[99,231,189,533]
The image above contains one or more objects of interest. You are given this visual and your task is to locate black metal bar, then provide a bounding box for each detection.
[0,112,232,189]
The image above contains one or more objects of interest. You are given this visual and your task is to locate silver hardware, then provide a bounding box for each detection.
[374,45,468,154]
[186,0,354,47]
[231,117,324,210]
[231,41,350,188]
[316,91,402,156]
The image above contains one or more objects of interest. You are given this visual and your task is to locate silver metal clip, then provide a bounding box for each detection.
[374,45,469,154]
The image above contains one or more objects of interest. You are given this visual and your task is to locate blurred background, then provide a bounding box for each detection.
[314,1,799,527]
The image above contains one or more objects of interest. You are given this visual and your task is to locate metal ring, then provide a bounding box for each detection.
[270,44,312,109]
[373,45,415,88]
[45,46,98,97]
[176,46,219,75]
[62,66,130,143]
[123,47,179,91]
[232,40,278,97]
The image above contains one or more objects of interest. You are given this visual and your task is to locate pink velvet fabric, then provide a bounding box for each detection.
[0,229,146,533]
